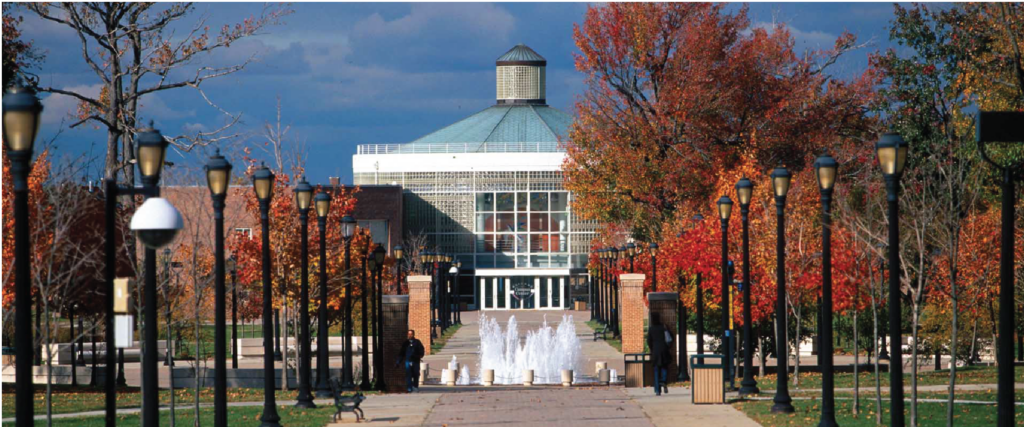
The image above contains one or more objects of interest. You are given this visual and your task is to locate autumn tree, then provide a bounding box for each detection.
[3,3,43,88]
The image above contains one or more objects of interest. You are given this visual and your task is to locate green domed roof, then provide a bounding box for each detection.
[496,44,546,65]
[406,104,572,152]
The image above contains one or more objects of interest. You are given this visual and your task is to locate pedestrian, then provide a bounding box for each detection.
[395,329,425,392]
[648,313,671,396]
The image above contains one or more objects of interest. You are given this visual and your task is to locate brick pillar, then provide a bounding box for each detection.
[648,292,679,382]
[407,275,433,355]
[620,274,646,354]
[382,295,410,393]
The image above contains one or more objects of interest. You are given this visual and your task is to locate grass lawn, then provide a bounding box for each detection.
[3,404,339,427]
[1,384,378,418]
[733,396,1001,426]
[431,324,462,353]
[751,365,1022,391]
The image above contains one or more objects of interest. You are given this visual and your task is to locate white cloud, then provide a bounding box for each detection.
[352,4,515,40]
[40,84,103,126]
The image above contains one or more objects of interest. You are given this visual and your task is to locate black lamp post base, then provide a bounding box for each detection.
[817,417,839,427]
[294,397,317,409]
[260,418,283,427]
[315,387,333,398]
[878,353,890,361]
[771,402,795,414]
[739,384,760,396]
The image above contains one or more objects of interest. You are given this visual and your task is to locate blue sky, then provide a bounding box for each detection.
[18,2,899,185]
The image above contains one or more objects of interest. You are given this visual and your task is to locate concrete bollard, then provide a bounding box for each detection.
[442,369,456,386]
[523,369,534,386]
[598,369,610,385]
[420,362,429,386]
[482,369,495,386]
[595,361,607,374]
[561,369,573,387]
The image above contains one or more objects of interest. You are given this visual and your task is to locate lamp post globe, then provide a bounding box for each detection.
[4,84,43,427]
[769,166,795,414]
[313,189,332,397]
[251,163,282,427]
[876,133,908,427]
[135,123,169,188]
[205,149,235,422]
[734,177,759,396]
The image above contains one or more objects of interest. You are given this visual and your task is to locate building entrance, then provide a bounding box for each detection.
[479,274,567,310]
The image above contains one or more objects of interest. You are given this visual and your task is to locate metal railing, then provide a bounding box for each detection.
[357,142,563,155]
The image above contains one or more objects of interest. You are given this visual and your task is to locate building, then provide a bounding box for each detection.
[352,44,597,311]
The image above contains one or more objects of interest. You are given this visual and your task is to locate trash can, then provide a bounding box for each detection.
[690,354,725,404]
[624,353,653,388]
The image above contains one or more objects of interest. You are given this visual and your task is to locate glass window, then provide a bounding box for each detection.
[530,213,549,232]
[516,234,529,253]
[476,193,494,212]
[484,278,493,308]
[516,213,528,232]
[476,235,494,253]
[496,254,514,268]
[530,192,549,211]
[495,213,515,232]
[517,255,529,268]
[495,235,514,252]
[552,277,561,307]
[530,255,548,268]
[457,255,474,268]
[516,192,528,211]
[550,192,568,211]
[550,255,569,268]
[550,213,568,232]
[540,279,548,307]
[550,234,567,253]
[476,213,494,233]
[357,220,389,246]
[477,255,495,268]
[496,192,515,211]
[497,278,506,308]
[530,234,548,252]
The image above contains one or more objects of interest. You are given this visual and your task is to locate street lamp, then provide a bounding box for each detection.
[394,245,405,295]
[691,213,706,358]
[454,260,463,324]
[735,177,759,396]
[228,255,239,370]
[626,242,636,272]
[373,244,387,391]
[976,111,1023,427]
[360,243,372,390]
[877,133,907,427]
[313,189,332,397]
[292,176,316,408]
[770,166,795,414]
[340,215,357,389]
[131,124,173,427]
[252,163,282,427]
[3,84,42,427]
[814,154,839,427]
[649,243,659,292]
[205,149,234,423]
[717,196,733,390]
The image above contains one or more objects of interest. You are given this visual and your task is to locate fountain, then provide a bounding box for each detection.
[478,314,584,384]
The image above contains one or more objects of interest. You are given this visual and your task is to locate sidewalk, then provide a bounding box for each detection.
[624,387,761,427]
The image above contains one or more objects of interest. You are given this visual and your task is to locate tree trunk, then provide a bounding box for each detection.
[968,319,978,365]
[911,307,920,427]
[871,288,882,425]
[282,296,290,391]
[793,307,801,387]
[853,309,859,416]
[947,295,957,427]
[44,304,53,427]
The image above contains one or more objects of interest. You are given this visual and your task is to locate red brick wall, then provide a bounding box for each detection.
[382,295,410,393]
[620,274,646,354]
[407,275,432,355]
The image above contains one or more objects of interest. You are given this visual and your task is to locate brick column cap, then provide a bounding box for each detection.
[620,273,646,286]
[407,275,432,283]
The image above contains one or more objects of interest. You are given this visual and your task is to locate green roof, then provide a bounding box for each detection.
[496,44,546,64]
[406,104,572,152]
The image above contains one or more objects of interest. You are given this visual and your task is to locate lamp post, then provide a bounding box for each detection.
[815,154,839,427]
[132,124,173,427]
[876,133,908,427]
[340,215,357,389]
[293,177,316,408]
[735,177,759,396]
[976,111,1023,427]
[650,243,659,292]
[770,166,795,414]
[455,260,462,324]
[717,196,733,390]
[362,247,374,390]
[252,163,282,427]
[394,246,405,294]
[313,189,332,397]
[612,246,622,337]
[70,303,78,386]
[373,244,387,391]
[691,214,705,357]
[3,85,42,427]
[626,242,636,273]
[229,256,239,370]
[205,149,234,424]
[596,249,605,324]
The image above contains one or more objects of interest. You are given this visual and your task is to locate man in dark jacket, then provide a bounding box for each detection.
[648,313,671,396]
[396,329,426,392]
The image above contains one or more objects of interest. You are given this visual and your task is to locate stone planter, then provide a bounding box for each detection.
[442,368,456,386]
[523,369,534,386]
[561,369,573,387]
[598,369,610,385]
[420,362,429,386]
[482,369,495,386]
[595,361,607,374]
